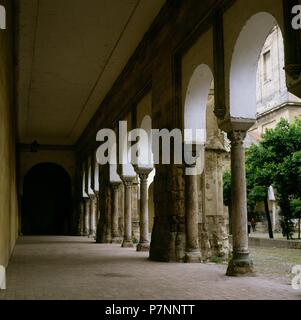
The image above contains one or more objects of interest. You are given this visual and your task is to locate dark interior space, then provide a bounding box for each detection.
[21,163,73,235]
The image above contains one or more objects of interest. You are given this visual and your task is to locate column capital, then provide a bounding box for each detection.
[135,168,152,182]
[111,181,122,190]
[121,176,135,188]
[228,130,246,147]
[89,193,96,200]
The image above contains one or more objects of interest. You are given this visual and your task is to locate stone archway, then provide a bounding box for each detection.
[184,64,214,144]
[21,163,73,235]
[230,12,279,119]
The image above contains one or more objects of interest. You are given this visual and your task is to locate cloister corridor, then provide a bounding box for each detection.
[1,0,301,301]
[0,236,299,300]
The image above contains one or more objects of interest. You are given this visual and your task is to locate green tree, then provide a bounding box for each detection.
[223,119,301,239]
[262,120,301,239]
[250,119,301,239]
[246,144,276,239]
[291,199,301,240]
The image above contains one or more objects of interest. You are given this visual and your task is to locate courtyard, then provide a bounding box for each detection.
[0,236,300,300]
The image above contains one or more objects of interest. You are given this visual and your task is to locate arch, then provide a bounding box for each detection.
[21,162,73,235]
[184,64,214,144]
[230,12,279,119]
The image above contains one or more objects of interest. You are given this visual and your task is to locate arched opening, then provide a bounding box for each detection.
[21,163,73,235]
[236,12,301,237]
[184,64,214,144]
[229,12,280,119]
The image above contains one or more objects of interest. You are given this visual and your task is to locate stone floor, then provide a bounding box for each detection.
[0,236,300,300]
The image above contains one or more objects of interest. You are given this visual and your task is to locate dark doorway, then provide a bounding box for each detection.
[21,163,73,235]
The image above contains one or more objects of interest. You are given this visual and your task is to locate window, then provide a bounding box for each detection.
[263,50,272,82]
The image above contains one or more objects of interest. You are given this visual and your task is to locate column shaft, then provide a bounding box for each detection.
[226,131,254,276]
[122,179,134,248]
[137,173,150,251]
[95,193,100,231]
[84,198,90,236]
[185,168,202,262]
[89,195,96,237]
[111,184,121,243]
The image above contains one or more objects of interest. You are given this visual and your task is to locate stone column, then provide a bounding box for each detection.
[121,177,134,248]
[95,192,100,230]
[226,130,254,276]
[79,199,85,236]
[89,195,97,237]
[136,170,152,252]
[111,182,122,243]
[149,165,186,262]
[84,197,90,236]
[185,163,202,263]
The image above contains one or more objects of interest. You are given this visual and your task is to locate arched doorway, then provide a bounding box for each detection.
[21,163,73,235]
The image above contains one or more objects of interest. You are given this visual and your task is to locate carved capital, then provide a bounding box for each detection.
[228,131,246,147]
[139,173,149,184]
[122,178,134,188]
[111,182,121,191]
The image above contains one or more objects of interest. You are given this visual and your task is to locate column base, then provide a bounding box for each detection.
[185,250,202,263]
[136,241,150,252]
[111,237,122,244]
[226,252,255,276]
[121,239,134,248]
[88,232,96,238]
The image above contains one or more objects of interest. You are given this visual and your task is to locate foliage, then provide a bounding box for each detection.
[223,118,301,239]
[291,199,301,219]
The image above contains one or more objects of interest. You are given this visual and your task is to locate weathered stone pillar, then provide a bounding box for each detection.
[136,169,152,252]
[226,130,254,276]
[185,164,202,263]
[121,177,134,248]
[79,199,85,236]
[96,167,112,243]
[89,195,97,237]
[96,188,111,243]
[150,165,186,262]
[198,172,212,262]
[84,197,90,236]
[95,192,100,229]
[111,182,122,243]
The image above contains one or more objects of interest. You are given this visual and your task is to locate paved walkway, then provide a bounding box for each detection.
[0,236,300,300]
